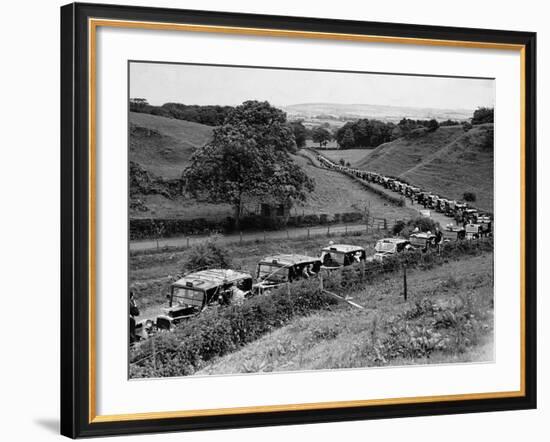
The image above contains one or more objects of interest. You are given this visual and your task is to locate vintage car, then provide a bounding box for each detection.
[320,244,366,270]
[462,208,479,223]
[409,232,438,251]
[445,224,466,241]
[369,238,412,262]
[156,269,253,330]
[253,254,322,294]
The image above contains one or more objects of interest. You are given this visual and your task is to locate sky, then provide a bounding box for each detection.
[129,62,495,111]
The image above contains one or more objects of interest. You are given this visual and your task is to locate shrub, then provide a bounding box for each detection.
[463,192,477,202]
[130,279,337,377]
[472,107,494,125]
[181,238,233,272]
[463,122,473,132]
[392,216,440,237]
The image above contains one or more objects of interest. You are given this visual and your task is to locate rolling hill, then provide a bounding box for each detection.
[129,112,213,179]
[354,124,494,211]
[283,103,473,123]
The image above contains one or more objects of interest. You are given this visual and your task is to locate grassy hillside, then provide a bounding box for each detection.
[197,252,493,375]
[356,126,465,176]
[292,155,416,218]
[319,149,374,167]
[129,111,213,179]
[355,124,494,211]
[402,125,493,211]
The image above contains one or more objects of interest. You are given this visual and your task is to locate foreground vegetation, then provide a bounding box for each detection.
[130,239,493,378]
[198,253,493,374]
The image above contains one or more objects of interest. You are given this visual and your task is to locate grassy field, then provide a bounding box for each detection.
[318,148,373,166]
[355,124,494,211]
[196,252,494,374]
[130,112,213,179]
[291,155,416,218]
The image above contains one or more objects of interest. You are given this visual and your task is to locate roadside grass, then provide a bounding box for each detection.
[197,253,493,375]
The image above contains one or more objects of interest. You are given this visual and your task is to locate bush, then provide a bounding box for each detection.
[392,216,440,237]
[181,238,233,272]
[463,192,477,202]
[463,122,473,132]
[472,107,494,125]
[130,280,337,378]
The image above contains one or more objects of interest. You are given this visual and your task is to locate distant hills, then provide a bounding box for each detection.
[282,103,473,124]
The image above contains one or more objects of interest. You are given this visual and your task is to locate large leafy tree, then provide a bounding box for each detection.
[289,121,307,149]
[311,126,332,148]
[183,101,314,229]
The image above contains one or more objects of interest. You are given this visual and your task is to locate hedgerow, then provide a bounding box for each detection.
[129,279,338,378]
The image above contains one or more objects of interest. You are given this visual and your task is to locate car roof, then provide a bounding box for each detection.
[172,269,251,290]
[322,244,365,253]
[259,254,321,266]
[377,238,409,244]
[410,232,436,238]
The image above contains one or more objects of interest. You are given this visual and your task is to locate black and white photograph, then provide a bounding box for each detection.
[128,62,495,379]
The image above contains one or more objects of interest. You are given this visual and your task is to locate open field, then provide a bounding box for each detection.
[305,139,339,149]
[318,148,374,167]
[197,252,494,374]
[355,124,494,211]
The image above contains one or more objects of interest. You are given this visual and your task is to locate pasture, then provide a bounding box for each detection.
[318,148,373,167]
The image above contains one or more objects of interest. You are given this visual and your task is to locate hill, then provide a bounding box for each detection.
[283,103,473,123]
[354,124,494,211]
[129,112,213,179]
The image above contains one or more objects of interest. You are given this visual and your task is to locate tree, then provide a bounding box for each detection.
[183,101,314,229]
[311,126,332,148]
[463,192,476,202]
[339,127,355,149]
[426,119,440,132]
[472,107,494,125]
[290,121,307,149]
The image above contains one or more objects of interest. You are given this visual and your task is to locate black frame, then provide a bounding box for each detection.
[61,2,537,438]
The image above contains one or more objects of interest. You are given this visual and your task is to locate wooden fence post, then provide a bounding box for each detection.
[186,237,190,248]
[152,336,157,371]
[240,231,243,244]
[403,264,408,301]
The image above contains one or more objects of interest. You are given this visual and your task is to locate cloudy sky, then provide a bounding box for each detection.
[130,62,495,111]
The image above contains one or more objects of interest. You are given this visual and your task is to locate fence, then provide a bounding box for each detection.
[130,216,399,252]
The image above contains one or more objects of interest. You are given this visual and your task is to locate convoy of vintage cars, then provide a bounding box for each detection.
[130,154,494,342]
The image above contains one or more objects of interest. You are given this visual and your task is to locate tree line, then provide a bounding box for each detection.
[130,98,233,126]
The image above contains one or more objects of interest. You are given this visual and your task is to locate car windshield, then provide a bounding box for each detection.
[172,287,204,307]
[258,264,289,283]
[322,250,345,265]
[409,236,426,245]
[375,241,396,253]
